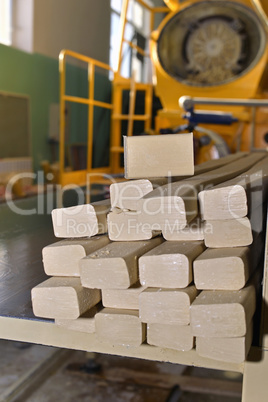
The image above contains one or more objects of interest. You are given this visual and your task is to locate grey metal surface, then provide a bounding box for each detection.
[0,197,56,320]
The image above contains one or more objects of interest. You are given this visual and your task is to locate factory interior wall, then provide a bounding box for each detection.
[0,43,112,173]
[33,0,111,64]
[0,0,112,174]
[0,43,59,173]
[0,1,169,174]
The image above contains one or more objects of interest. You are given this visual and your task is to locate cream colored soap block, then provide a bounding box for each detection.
[199,154,268,220]
[55,304,102,333]
[199,185,247,221]
[139,241,205,288]
[190,283,256,338]
[95,308,146,347]
[139,286,198,325]
[204,218,253,248]
[193,247,250,290]
[147,323,194,352]
[51,199,110,238]
[42,236,110,276]
[196,322,253,363]
[107,210,160,241]
[110,179,153,210]
[31,277,101,320]
[102,282,146,310]
[124,133,194,179]
[80,237,163,290]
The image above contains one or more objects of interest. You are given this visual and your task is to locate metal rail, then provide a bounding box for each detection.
[59,49,114,188]
[179,96,268,110]
[179,96,268,152]
[116,0,169,75]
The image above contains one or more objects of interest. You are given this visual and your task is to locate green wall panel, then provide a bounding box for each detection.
[0,44,59,173]
[0,44,112,174]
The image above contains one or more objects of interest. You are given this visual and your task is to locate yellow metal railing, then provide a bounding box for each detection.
[58,2,170,184]
[110,0,169,173]
[116,0,169,76]
[59,49,113,187]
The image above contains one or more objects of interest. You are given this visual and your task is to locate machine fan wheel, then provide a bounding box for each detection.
[185,17,244,84]
[157,1,266,87]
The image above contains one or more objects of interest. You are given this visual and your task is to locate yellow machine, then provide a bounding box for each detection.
[150,0,268,152]
[58,0,268,190]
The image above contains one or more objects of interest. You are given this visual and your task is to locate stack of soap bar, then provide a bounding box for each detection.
[139,286,198,352]
[121,152,265,241]
[30,148,268,364]
[32,198,115,332]
[199,154,268,248]
[80,239,162,346]
[195,324,253,364]
[190,281,256,363]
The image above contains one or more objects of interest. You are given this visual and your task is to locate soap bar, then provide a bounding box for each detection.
[124,133,194,179]
[190,283,256,337]
[139,240,205,288]
[95,308,146,347]
[42,236,110,276]
[102,282,146,310]
[139,286,198,325]
[80,238,163,289]
[204,218,253,248]
[31,277,101,320]
[51,200,110,238]
[193,247,250,290]
[147,323,194,352]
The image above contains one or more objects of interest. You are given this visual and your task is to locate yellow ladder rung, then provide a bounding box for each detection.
[113,82,152,91]
[112,114,150,121]
[111,146,124,153]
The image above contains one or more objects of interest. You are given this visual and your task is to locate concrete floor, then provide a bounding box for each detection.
[0,340,242,402]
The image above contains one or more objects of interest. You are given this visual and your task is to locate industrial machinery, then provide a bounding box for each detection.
[58,0,268,189]
[149,0,268,153]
